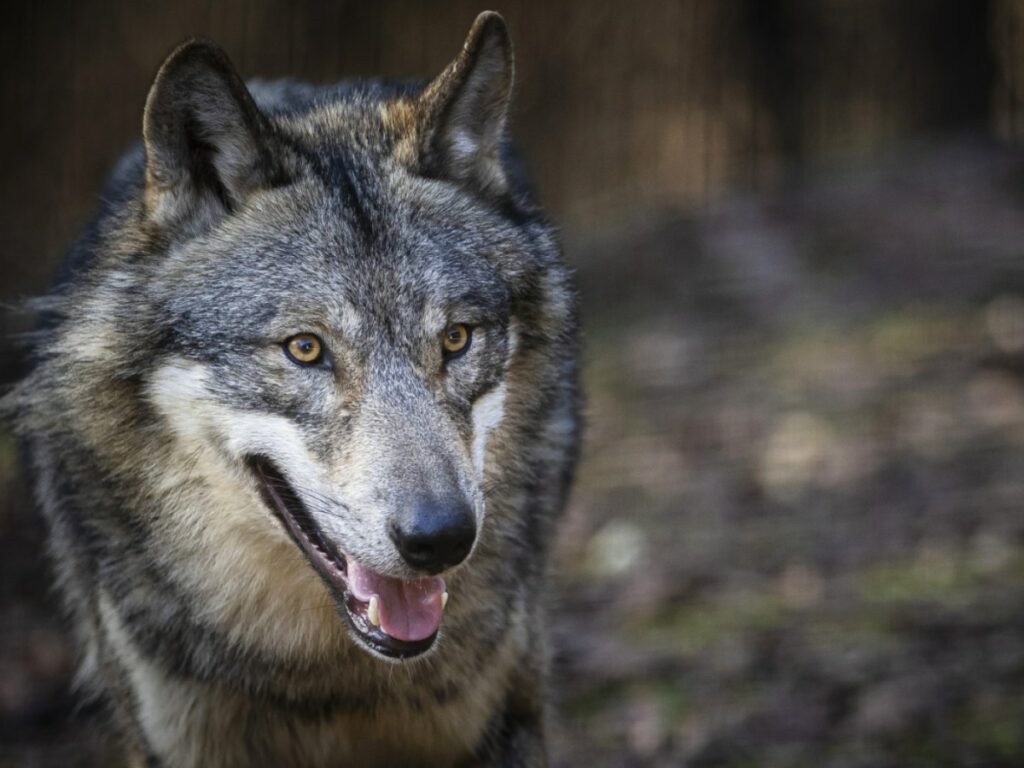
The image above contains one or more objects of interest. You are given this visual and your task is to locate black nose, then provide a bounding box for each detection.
[389,499,476,574]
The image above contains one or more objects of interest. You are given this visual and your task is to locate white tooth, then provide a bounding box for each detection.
[368,595,380,627]
[441,591,449,610]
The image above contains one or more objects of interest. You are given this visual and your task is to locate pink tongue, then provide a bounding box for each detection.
[347,560,446,642]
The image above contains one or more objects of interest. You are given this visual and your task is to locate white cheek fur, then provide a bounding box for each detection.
[471,382,507,476]
[146,357,318,479]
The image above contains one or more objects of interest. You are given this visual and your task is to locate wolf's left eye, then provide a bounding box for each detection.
[284,334,324,365]
[441,323,472,359]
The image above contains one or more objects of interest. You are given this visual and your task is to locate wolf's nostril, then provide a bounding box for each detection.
[390,500,476,575]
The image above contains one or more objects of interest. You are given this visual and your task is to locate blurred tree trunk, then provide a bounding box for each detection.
[994,0,1024,144]
[0,0,1006,306]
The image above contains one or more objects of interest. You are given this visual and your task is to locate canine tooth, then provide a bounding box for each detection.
[441,591,449,610]
[368,595,380,627]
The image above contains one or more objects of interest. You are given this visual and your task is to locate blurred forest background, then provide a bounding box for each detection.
[2,1,1024,766]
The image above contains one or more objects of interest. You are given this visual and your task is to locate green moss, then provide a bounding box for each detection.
[644,678,693,722]
[857,549,1024,607]
[634,589,787,653]
[564,681,626,720]
[761,306,979,393]
[563,677,694,748]
[954,695,1024,759]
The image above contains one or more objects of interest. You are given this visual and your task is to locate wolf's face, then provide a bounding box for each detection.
[131,15,546,660]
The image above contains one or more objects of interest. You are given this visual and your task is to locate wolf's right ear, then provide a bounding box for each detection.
[414,12,514,196]
[143,40,289,234]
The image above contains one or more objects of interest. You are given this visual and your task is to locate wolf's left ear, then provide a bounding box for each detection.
[415,12,514,195]
[143,40,290,233]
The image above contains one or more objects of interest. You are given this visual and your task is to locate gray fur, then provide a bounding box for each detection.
[4,12,579,767]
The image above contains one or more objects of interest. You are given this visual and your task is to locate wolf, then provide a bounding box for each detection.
[4,11,579,767]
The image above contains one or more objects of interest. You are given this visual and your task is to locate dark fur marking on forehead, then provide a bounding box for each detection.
[310,146,376,242]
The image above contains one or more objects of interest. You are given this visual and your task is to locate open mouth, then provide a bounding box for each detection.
[245,455,446,660]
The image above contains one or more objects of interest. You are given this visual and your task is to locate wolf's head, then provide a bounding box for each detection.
[75,12,575,661]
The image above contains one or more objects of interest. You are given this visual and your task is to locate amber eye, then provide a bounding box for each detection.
[441,323,471,357]
[284,334,324,365]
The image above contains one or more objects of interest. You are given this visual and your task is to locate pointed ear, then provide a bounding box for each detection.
[416,12,514,195]
[142,40,289,233]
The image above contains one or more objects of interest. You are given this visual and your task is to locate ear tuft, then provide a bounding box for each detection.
[417,12,514,194]
[143,39,287,234]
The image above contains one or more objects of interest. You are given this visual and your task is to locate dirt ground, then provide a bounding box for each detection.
[2,137,1024,766]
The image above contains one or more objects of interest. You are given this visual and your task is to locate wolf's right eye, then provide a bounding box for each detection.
[284,334,324,366]
[441,323,472,358]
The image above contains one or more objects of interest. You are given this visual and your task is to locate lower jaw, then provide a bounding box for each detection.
[246,455,439,661]
[343,593,438,659]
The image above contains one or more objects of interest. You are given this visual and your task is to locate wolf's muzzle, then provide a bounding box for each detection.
[389,499,476,575]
